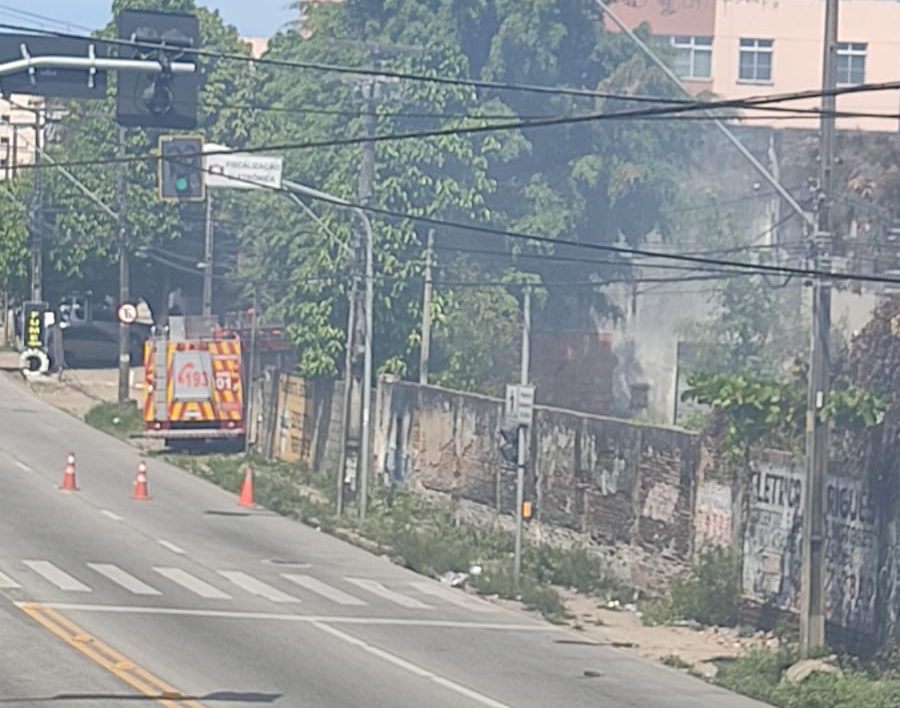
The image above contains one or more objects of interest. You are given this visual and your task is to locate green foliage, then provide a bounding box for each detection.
[472,561,568,622]
[0,178,30,301]
[523,543,620,595]
[682,371,885,456]
[661,654,692,670]
[84,401,143,439]
[641,548,739,627]
[715,649,900,708]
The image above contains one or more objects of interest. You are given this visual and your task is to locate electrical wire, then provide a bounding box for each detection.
[9,78,900,171]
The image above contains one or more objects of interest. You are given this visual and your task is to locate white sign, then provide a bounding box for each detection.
[116,302,138,325]
[504,384,535,428]
[204,143,283,190]
[172,350,214,401]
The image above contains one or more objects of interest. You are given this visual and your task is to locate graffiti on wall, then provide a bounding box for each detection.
[825,477,879,634]
[742,460,804,610]
[694,482,732,548]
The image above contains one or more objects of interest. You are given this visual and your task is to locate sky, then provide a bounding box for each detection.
[0,1,296,38]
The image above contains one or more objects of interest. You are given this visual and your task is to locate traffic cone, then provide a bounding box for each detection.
[59,452,79,491]
[237,465,254,507]
[130,461,150,500]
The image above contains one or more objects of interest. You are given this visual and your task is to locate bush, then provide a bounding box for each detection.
[472,561,567,622]
[84,401,143,439]
[641,547,739,627]
[524,544,620,595]
[715,649,900,708]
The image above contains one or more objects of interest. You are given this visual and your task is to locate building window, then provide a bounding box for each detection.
[738,38,773,82]
[671,36,712,80]
[836,42,866,85]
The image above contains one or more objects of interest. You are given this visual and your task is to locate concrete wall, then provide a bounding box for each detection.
[369,378,898,649]
[263,372,898,648]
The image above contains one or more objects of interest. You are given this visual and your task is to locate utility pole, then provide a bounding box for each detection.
[801,0,837,655]
[116,126,130,403]
[419,228,434,385]
[202,192,214,317]
[357,70,378,521]
[513,287,531,587]
[29,109,42,302]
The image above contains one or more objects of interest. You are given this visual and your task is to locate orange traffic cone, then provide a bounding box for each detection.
[237,465,254,507]
[130,461,150,500]
[59,452,79,491]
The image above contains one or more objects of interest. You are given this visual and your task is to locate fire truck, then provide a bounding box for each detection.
[141,316,245,450]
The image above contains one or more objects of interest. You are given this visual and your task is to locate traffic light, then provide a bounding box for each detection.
[158,135,205,201]
[116,9,199,129]
[498,424,519,465]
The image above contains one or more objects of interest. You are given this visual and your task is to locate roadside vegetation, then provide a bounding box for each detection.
[155,450,621,623]
[83,400,144,440]
[714,648,900,708]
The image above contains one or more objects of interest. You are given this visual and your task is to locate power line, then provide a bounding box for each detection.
[0,20,696,105]
[14,78,900,173]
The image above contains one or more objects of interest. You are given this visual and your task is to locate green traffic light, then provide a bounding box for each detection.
[174,176,189,192]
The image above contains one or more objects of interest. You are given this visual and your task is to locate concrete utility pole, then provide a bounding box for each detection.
[801,0,838,654]
[29,109,42,302]
[202,192,214,317]
[513,287,531,587]
[117,126,130,404]
[419,228,434,385]
[355,63,380,521]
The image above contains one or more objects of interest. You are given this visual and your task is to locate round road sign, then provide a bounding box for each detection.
[117,302,138,325]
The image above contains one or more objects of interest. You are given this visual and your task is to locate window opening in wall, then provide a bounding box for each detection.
[836,42,866,85]
[670,36,712,80]
[738,38,773,83]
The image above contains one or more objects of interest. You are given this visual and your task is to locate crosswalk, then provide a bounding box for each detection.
[0,559,492,614]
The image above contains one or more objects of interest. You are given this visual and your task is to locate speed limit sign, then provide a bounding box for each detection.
[117,302,138,325]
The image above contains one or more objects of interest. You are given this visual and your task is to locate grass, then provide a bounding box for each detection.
[640,547,740,628]
[715,648,900,708]
[84,401,144,439]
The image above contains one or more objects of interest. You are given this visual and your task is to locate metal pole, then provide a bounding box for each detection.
[595,0,814,230]
[801,0,837,655]
[336,271,356,516]
[116,126,130,403]
[29,109,41,302]
[359,214,374,521]
[245,290,259,455]
[202,192,213,317]
[419,228,434,385]
[513,287,531,587]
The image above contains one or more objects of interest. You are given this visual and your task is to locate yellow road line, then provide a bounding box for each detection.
[19,602,207,708]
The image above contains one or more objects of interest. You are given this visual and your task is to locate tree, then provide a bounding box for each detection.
[243,0,696,382]
[0,177,30,304]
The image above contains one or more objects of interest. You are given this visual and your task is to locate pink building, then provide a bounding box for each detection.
[606,0,900,132]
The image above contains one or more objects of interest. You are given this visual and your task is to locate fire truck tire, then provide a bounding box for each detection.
[19,349,50,378]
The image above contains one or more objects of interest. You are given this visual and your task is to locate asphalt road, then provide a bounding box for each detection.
[0,373,772,708]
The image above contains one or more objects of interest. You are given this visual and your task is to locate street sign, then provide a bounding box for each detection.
[117,303,138,325]
[0,35,111,99]
[22,301,47,350]
[204,143,283,190]
[504,384,535,428]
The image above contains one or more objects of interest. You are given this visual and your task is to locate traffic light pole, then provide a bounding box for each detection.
[117,126,130,404]
[202,192,213,317]
[513,287,531,587]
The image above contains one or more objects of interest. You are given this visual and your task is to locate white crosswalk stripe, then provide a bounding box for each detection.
[218,571,300,603]
[345,578,432,609]
[409,581,491,612]
[281,574,367,606]
[87,563,161,596]
[23,560,91,592]
[153,567,231,600]
[0,570,20,589]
